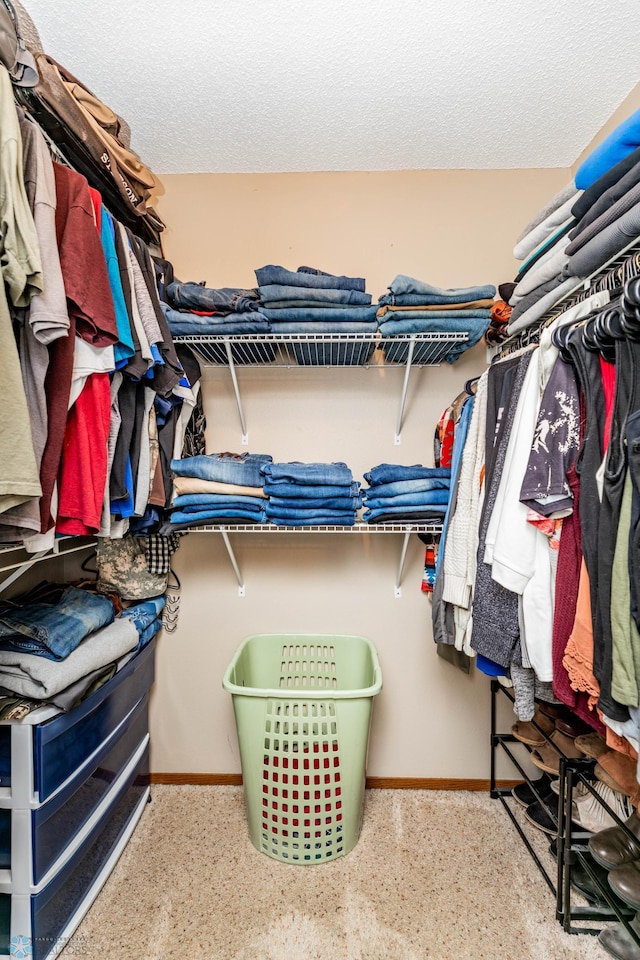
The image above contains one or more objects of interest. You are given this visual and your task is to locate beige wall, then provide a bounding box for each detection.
[151,166,568,780]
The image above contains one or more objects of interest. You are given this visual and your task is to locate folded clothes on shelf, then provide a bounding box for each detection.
[361,463,450,523]
[262,461,359,526]
[161,303,271,337]
[255,264,366,292]
[171,452,272,487]
[165,281,261,314]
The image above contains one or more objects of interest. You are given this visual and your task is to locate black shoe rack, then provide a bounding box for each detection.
[490,679,640,940]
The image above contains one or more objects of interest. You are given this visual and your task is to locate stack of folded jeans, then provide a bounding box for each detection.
[377,275,495,362]
[261,461,361,526]
[361,464,451,523]
[256,265,379,364]
[160,280,274,362]
[120,596,166,651]
[166,452,271,529]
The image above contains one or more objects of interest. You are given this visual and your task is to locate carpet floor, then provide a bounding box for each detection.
[69,785,612,960]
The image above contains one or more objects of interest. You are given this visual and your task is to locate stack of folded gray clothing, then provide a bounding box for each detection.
[377,276,494,362]
[256,264,379,363]
[0,584,157,707]
[165,452,270,529]
[508,107,640,336]
[262,461,361,526]
[361,464,451,523]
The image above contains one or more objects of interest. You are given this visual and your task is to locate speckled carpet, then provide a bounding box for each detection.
[70,786,609,960]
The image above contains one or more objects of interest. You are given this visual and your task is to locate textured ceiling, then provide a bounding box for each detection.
[18,0,640,175]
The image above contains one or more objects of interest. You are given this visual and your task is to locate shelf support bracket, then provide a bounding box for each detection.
[224,339,249,445]
[394,337,416,445]
[394,531,411,598]
[220,529,246,597]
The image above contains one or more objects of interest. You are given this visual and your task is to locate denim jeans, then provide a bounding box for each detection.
[363,489,450,509]
[379,315,490,363]
[171,453,272,486]
[166,281,260,313]
[361,477,450,499]
[262,481,360,498]
[120,596,166,635]
[0,586,115,660]
[378,308,492,321]
[386,276,496,301]
[169,507,267,524]
[270,515,356,526]
[255,265,366,292]
[263,306,379,323]
[364,464,451,485]
[259,285,371,306]
[262,462,353,485]
[363,504,447,521]
[172,494,266,510]
[269,321,378,334]
[268,495,362,510]
[266,505,357,521]
[265,301,376,310]
[161,304,271,337]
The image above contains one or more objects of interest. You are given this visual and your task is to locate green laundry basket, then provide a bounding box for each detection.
[223,633,382,864]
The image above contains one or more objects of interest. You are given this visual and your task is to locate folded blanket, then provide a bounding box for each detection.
[0,619,139,700]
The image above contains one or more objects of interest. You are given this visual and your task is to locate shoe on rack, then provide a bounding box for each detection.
[550,779,634,833]
[595,753,640,807]
[536,700,569,721]
[589,812,640,870]
[511,710,555,747]
[609,862,640,912]
[599,913,640,960]
[511,773,555,808]
[524,799,561,836]
[548,839,625,908]
[530,728,586,775]
[574,732,609,760]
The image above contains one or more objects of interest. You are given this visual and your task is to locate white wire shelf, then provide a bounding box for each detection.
[171,331,468,368]
[192,521,442,598]
[171,332,468,445]
[188,521,443,534]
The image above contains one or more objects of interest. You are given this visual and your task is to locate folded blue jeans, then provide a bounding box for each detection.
[386,275,496,301]
[259,285,371,306]
[378,308,492,321]
[171,453,272,486]
[270,516,356,527]
[266,505,357,521]
[364,464,451,485]
[169,508,267,524]
[363,489,450,508]
[166,281,260,313]
[362,477,451,499]
[137,618,163,649]
[0,586,115,660]
[262,481,360,498]
[262,462,353,485]
[255,265,366,292]
[172,494,266,510]
[268,495,362,510]
[263,306,379,323]
[268,321,378,334]
[161,304,271,337]
[363,504,447,521]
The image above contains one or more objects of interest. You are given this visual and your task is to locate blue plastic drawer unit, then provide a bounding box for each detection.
[33,639,155,802]
[0,640,156,960]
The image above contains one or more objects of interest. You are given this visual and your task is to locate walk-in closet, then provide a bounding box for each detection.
[1,1,640,957]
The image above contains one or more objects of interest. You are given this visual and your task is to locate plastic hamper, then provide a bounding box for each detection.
[223,633,382,864]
